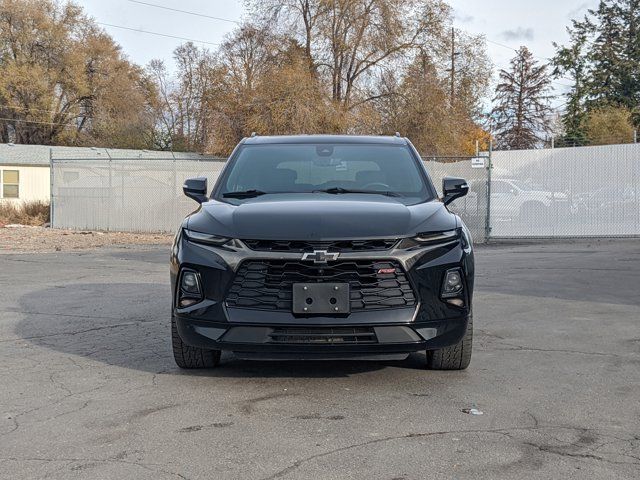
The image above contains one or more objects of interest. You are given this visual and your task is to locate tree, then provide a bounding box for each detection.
[552,20,590,145]
[378,35,491,156]
[583,105,635,145]
[0,0,157,147]
[553,0,640,142]
[491,47,553,150]
[246,0,451,109]
[149,1,491,155]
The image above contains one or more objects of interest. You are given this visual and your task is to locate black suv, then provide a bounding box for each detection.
[171,135,474,370]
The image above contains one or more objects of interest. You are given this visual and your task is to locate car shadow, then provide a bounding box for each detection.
[15,283,425,378]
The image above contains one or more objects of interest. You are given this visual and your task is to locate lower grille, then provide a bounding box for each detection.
[269,327,377,344]
[225,259,416,312]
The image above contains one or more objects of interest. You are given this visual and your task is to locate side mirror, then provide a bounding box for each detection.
[183,177,208,204]
[442,177,469,206]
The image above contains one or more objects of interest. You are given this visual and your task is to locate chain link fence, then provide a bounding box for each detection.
[50,143,640,240]
[489,144,640,237]
[423,155,490,243]
[51,157,225,232]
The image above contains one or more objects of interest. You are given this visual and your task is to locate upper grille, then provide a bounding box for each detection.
[242,239,398,252]
[225,259,416,312]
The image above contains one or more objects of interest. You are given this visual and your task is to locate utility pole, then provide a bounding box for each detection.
[450,27,456,106]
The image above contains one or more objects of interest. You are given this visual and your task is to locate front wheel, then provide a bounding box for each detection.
[426,316,473,370]
[171,315,221,369]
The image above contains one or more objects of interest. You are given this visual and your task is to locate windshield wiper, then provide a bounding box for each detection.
[222,189,268,199]
[313,187,402,197]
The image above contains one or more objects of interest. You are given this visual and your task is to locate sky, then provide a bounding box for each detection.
[79,0,600,109]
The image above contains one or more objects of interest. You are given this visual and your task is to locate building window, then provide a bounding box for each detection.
[1,170,19,198]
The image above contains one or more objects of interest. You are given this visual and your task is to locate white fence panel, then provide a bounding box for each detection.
[423,156,489,243]
[52,159,226,233]
[51,144,640,239]
[490,144,640,237]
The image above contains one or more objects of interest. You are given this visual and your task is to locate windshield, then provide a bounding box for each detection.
[216,143,434,205]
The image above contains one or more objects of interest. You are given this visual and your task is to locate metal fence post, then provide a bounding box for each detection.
[172,156,177,229]
[49,148,54,228]
[484,141,493,242]
[107,157,112,232]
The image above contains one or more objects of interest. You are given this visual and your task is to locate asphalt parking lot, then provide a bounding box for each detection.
[1,240,639,479]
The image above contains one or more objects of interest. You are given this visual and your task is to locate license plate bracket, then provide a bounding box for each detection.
[292,283,350,314]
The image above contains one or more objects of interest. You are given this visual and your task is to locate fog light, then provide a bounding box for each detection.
[441,269,463,298]
[178,270,203,308]
[181,271,200,294]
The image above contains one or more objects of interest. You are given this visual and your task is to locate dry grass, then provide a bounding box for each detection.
[0,226,172,253]
[0,200,50,226]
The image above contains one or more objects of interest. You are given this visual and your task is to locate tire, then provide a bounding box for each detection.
[171,315,221,369]
[427,316,473,370]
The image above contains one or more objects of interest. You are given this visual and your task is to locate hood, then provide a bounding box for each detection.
[186,194,457,240]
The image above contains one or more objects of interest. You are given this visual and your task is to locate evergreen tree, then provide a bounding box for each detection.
[491,47,553,149]
[553,0,640,144]
[552,23,590,145]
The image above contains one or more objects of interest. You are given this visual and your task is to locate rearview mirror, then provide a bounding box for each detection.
[183,177,208,204]
[442,177,469,206]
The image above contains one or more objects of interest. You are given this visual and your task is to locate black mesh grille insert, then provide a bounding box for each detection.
[225,259,416,311]
[242,239,397,252]
[269,327,377,344]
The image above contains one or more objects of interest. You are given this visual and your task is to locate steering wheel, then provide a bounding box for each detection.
[362,182,392,191]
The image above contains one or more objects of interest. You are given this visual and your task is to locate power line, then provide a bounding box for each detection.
[0,105,81,115]
[123,1,574,92]
[97,22,220,46]
[0,117,78,127]
[127,0,240,24]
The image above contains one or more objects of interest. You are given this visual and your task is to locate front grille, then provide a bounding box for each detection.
[269,327,377,344]
[242,239,398,252]
[225,259,416,312]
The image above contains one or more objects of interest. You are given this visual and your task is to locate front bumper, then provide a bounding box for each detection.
[170,231,474,359]
[174,312,470,360]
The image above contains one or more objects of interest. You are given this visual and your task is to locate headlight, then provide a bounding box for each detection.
[183,228,232,246]
[397,229,460,249]
[414,229,460,244]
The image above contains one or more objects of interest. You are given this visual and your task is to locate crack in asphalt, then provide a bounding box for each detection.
[492,344,627,358]
[259,425,640,479]
[522,441,640,466]
[477,331,633,359]
[240,392,298,415]
[0,318,161,344]
[0,455,189,479]
[6,383,108,434]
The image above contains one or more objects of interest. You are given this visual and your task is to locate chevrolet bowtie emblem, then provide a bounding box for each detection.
[301,250,340,264]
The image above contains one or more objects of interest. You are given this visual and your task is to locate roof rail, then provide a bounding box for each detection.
[250,132,258,137]
[394,132,401,137]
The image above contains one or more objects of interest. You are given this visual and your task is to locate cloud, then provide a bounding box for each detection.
[454,12,474,23]
[567,2,592,19]
[501,27,535,42]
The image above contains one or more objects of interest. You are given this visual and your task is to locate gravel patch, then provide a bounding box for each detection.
[0,226,173,253]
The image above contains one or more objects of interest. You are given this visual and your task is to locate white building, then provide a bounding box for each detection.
[0,144,216,204]
[0,144,51,203]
